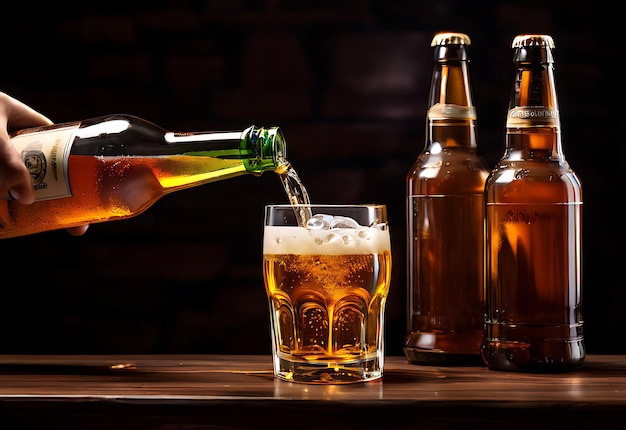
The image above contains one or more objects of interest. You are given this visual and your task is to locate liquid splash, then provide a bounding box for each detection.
[276,158,312,227]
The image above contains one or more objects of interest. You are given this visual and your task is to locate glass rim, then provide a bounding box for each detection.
[264,203,388,227]
[264,203,387,209]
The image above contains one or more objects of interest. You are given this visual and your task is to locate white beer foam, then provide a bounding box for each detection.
[263,225,391,255]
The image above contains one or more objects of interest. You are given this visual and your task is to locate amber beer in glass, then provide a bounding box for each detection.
[263,204,392,383]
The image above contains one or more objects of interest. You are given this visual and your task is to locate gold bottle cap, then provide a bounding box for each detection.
[431,32,471,47]
[512,34,554,63]
[512,34,555,48]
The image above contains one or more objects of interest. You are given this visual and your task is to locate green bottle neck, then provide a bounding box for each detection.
[68,115,288,174]
[166,125,287,174]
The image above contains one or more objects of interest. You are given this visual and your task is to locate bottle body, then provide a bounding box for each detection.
[1,114,286,238]
[481,35,584,372]
[405,32,489,365]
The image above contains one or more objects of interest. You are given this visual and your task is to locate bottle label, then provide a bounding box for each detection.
[427,103,476,120]
[10,124,78,201]
[507,107,559,127]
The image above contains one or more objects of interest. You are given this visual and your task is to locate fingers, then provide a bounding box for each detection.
[0,92,52,205]
[0,126,35,204]
[0,92,53,204]
[0,91,53,132]
[0,92,89,237]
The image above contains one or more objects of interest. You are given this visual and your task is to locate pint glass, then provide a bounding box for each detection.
[263,204,392,383]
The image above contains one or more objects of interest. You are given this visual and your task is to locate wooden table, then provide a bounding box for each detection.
[0,354,625,429]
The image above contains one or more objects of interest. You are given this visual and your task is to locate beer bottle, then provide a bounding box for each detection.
[404,32,490,365]
[1,114,287,239]
[481,34,585,372]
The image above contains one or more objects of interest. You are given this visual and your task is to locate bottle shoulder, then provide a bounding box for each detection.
[78,114,163,129]
[70,115,168,156]
[410,146,489,173]
[485,160,582,202]
[487,158,579,179]
[407,147,489,194]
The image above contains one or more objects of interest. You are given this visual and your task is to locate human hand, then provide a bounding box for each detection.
[0,92,89,236]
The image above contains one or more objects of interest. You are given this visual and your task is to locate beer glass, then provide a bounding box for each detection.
[263,204,392,383]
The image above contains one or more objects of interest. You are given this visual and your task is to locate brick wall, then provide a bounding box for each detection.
[0,1,620,356]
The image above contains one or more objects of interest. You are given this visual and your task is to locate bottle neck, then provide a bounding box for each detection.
[426,45,477,149]
[70,115,287,174]
[504,46,563,160]
[166,125,288,174]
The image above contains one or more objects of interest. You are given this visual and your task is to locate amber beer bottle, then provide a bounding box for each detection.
[482,35,584,372]
[404,32,490,365]
[1,114,287,239]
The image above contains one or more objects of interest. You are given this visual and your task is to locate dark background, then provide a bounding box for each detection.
[0,1,621,357]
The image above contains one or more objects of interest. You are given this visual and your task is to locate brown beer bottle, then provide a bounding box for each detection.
[481,35,584,372]
[1,114,287,239]
[404,32,489,365]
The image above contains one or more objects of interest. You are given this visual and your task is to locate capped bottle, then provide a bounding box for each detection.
[1,114,287,239]
[404,32,490,365]
[481,35,584,372]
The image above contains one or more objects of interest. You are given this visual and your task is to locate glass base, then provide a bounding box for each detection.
[273,355,383,384]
